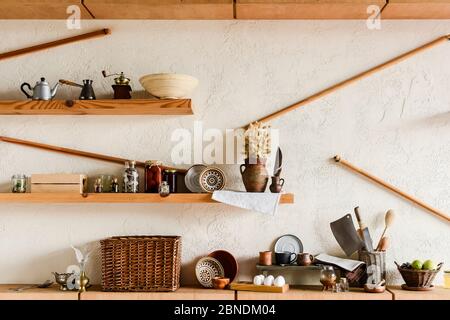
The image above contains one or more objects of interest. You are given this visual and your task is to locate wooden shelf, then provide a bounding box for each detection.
[0,284,78,300]
[81,285,234,300]
[0,193,295,204]
[382,0,450,19]
[388,286,450,300]
[83,0,234,19]
[0,99,193,115]
[0,1,93,19]
[236,0,387,19]
[236,285,393,300]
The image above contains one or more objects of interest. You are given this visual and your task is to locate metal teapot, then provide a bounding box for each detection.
[21,77,60,100]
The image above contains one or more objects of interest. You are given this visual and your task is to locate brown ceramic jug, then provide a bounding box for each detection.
[297,253,314,266]
[269,176,285,193]
[240,158,268,192]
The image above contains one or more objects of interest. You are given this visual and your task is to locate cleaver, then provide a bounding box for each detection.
[330,214,365,256]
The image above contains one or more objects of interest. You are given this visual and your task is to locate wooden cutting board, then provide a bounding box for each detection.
[229,282,289,293]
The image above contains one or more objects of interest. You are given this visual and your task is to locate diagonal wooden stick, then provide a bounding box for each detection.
[334,155,449,223]
[0,29,111,61]
[250,35,450,127]
[0,135,186,173]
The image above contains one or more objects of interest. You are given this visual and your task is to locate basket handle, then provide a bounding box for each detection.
[394,261,401,269]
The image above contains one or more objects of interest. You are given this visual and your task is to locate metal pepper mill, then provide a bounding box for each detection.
[102,70,132,99]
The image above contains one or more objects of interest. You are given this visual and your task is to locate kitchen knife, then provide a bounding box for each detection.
[330,214,365,257]
[273,147,282,177]
[354,206,374,252]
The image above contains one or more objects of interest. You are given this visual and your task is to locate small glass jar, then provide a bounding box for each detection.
[11,174,27,193]
[94,178,103,193]
[110,177,120,193]
[159,181,170,197]
[444,271,450,289]
[320,265,337,291]
[339,277,349,292]
[145,160,162,193]
[163,169,177,193]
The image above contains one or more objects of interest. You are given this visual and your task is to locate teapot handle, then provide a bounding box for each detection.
[20,83,32,99]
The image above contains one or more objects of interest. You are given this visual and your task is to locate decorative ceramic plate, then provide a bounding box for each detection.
[195,257,225,288]
[274,234,303,257]
[199,167,226,193]
[208,250,239,282]
[184,164,207,193]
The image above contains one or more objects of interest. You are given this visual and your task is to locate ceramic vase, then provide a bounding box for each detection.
[240,158,268,192]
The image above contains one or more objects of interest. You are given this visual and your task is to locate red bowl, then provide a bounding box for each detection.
[208,250,239,282]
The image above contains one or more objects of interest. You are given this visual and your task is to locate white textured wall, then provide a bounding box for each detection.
[0,20,449,285]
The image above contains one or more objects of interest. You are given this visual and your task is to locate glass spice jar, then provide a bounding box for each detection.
[11,174,27,193]
[163,169,177,193]
[145,160,162,193]
[123,161,139,193]
[159,181,170,197]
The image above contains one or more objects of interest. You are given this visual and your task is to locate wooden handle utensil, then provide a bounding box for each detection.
[334,156,449,223]
[59,79,83,88]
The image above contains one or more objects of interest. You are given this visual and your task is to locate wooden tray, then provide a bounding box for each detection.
[229,282,289,293]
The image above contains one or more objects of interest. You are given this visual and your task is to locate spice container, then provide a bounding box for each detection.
[123,161,139,193]
[94,178,103,193]
[163,169,177,193]
[11,174,27,193]
[111,178,120,193]
[145,160,162,193]
[159,181,170,197]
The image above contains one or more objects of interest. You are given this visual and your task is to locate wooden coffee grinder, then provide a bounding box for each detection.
[102,70,132,99]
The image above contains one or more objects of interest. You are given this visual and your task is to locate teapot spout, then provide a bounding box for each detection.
[51,82,61,98]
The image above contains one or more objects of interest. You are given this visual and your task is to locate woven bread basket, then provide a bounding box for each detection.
[101,236,181,292]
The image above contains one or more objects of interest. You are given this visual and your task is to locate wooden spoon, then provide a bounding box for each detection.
[377,236,389,251]
[376,209,395,251]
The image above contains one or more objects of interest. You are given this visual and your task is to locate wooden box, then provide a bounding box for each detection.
[31,174,87,193]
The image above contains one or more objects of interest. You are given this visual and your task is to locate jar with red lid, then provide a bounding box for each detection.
[145,160,162,193]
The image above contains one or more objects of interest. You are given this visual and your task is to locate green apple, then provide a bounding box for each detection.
[411,260,423,270]
[422,260,435,270]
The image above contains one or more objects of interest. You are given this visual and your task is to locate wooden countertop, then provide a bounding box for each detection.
[236,286,392,300]
[388,286,450,300]
[0,284,78,300]
[80,286,235,300]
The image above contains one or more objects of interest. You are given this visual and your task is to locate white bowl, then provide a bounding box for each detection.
[139,73,199,99]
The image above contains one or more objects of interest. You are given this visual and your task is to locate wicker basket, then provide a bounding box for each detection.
[395,261,443,288]
[101,236,181,292]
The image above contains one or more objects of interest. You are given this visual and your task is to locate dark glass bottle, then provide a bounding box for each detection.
[163,169,177,193]
[145,160,162,193]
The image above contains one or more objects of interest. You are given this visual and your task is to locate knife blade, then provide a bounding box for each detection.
[354,206,374,252]
[273,147,282,177]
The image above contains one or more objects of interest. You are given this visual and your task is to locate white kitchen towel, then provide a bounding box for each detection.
[212,190,281,215]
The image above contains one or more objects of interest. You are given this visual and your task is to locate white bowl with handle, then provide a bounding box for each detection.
[139,73,198,99]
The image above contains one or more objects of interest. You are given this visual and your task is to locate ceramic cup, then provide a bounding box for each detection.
[212,277,230,290]
[297,253,314,266]
[259,251,272,266]
[275,251,296,265]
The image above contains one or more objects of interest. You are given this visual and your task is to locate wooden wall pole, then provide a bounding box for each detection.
[334,155,449,223]
[251,35,450,126]
[0,29,111,61]
[0,135,186,173]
